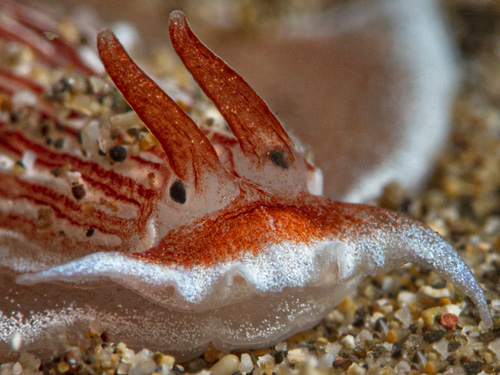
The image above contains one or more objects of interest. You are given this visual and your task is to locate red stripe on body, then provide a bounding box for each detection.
[0,129,159,204]
[0,211,122,255]
[0,172,138,237]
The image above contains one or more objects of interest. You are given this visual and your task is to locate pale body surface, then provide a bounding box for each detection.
[0,1,491,361]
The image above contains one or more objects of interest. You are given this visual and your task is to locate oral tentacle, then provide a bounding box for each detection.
[168,11,295,167]
[335,202,493,328]
[97,30,227,187]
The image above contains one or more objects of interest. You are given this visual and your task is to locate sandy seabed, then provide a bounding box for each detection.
[2,1,500,375]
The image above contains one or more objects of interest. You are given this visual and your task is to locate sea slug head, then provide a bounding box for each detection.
[96,11,320,218]
[17,10,492,334]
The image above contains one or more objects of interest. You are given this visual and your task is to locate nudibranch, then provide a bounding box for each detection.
[0,7,492,361]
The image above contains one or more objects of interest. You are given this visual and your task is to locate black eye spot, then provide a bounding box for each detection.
[170,179,186,204]
[268,149,290,169]
[109,145,127,162]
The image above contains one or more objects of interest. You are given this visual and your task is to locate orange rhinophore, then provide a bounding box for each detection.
[0,7,492,362]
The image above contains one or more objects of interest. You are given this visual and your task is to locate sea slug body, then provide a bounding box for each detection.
[0,5,492,361]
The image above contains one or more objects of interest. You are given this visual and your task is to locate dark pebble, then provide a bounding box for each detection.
[274,350,284,364]
[51,167,62,177]
[448,341,461,352]
[72,184,86,200]
[100,331,109,342]
[54,138,65,149]
[463,361,484,375]
[423,330,445,343]
[353,310,367,327]
[391,342,404,359]
[127,128,140,139]
[185,358,206,373]
[109,145,127,162]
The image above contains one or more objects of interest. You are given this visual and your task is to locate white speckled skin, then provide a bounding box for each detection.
[1,202,492,360]
[1,272,359,361]
[0,2,492,362]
